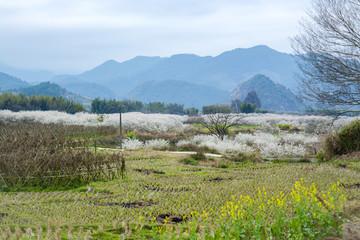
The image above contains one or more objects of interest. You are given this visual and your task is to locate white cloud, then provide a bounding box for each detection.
[0,0,312,72]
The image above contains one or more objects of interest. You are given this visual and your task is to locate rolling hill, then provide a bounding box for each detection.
[126,80,230,109]
[0,72,30,91]
[11,81,92,107]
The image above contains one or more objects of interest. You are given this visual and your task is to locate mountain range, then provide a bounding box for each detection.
[0,45,303,111]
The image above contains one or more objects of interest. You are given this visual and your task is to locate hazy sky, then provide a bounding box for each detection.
[0,0,312,73]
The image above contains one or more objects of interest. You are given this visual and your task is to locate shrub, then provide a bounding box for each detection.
[127,131,136,139]
[123,138,144,149]
[229,152,262,163]
[0,124,121,190]
[324,119,360,159]
[278,123,291,130]
[144,139,170,149]
[315,152,325,162]
[182,158,199,165]
[190,152,207,161]
[218,164,229,168]
[175,143,219,154]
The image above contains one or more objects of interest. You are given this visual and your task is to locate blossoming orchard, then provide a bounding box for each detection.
[0,110,359,239]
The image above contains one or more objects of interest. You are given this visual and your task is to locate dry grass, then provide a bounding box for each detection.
[0,123,121,190]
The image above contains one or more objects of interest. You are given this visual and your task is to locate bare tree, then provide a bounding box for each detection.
[201,113,244,140]
[291,0,360,116]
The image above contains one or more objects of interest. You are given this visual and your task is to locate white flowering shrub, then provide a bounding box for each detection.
[144,139,170,149]
[177,133,318,158]
[233,113,359,135]
[259,123,280,134]
[123,139,144,149]
[0,110,186,133]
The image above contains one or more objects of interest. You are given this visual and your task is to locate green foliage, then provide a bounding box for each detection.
[324,119,360,159]
[182,157,199,165]
[218,164,229,168]
[255,108,269,113]
[231,99,257,113]
[190,152,207,161]
[146,102,167,113]
[0,93,84,113]
[127,131,136,139]
[91,98,144,114]
[96,114,107,123]
[91,98,192,115]
[239,102,256,113]
[202,104,233,114]
[278,124,291,130]
[154,181,344,239]
[182,152,207,165]
[315,152,325,162]
[185,107,199,116]
[271,159,312,164]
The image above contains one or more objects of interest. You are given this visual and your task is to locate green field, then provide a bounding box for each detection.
[0,122,359,239]
[0,147,359,239]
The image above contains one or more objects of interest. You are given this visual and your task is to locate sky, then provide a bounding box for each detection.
[0,0,312,73]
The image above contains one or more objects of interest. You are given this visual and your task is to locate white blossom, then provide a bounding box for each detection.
[144,139,170,149]
[123,139,144,149]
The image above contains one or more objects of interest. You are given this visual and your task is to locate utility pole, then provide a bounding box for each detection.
[119,111,123,149]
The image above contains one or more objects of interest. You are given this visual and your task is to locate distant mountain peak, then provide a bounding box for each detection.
[103,59,119,64]
[231,74,304,112]
[218,45,281,57]
[248,74,273,82]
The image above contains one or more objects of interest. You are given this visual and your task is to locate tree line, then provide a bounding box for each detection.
[0,93,265,115]
[203,102,267,114]
[0,93,85,114]
[91,98,199,115]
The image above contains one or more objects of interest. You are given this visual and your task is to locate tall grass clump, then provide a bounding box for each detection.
[0,123,121,190]
[324,119,360,159]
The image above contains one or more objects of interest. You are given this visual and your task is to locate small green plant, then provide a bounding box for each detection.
[278,123,291,130]
[127,131,136,139]
[1,184,9,192]
[315,152,325,162]
[97,114,108,123]
[190,152,207,161]
[182,158,199,165]
[154,181,345,239]
[218,164,229,168]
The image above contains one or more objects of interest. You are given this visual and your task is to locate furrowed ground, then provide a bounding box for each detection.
[0,111,359,239]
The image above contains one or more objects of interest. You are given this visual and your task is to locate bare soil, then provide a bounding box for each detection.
[155,214,187,224]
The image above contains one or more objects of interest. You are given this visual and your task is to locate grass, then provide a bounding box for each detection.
[0,122,359,239]
[0,147,359,239]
